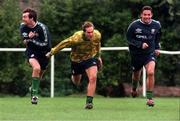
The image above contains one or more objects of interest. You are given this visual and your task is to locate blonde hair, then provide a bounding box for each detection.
[82,21,94,32]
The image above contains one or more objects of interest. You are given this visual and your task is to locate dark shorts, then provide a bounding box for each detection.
[71,58,97,75]
[131,53,156,72]
[25,49,49,70]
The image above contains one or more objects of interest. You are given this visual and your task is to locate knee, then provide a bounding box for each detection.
[72,80,80,85]
[71,75,81,85]
[132,71,141,81]
[89,76,97,84]
[33,67,41,74]
[147,71,154,77]
[132,74,140,81]
[133,76,140,81]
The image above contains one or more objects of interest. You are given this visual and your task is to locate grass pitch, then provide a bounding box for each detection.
[0,97,179,121]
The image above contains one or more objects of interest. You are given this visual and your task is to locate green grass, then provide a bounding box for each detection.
[0,97,179,121]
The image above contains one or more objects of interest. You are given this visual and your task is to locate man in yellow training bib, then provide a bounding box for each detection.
[46,21,102,109]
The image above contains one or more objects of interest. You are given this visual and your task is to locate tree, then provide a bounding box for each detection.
[0,0,30,96]
[0,0,21,47]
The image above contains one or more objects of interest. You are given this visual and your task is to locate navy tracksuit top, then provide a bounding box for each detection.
[126,19,161,55]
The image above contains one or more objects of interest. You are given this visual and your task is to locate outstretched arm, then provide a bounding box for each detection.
[46,33,81,58]
[46,37,73,58]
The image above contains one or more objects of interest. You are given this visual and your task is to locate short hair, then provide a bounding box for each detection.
[141,6,153,13]
[82,21,94,32]
[23,8,37,22]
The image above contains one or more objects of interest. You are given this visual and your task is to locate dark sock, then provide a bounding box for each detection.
[132,80,138,91]
[86,96,93,104]
[32,77,40,96]
[146,91,153,99]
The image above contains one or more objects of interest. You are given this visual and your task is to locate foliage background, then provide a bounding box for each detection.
[0,0,179,96]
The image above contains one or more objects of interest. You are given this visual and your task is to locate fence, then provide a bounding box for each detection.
[0,47,180,97]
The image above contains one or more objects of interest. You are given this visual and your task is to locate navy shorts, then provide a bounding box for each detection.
[25,49,49,70]
[131,53,156,72]
[71,58,97,75]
